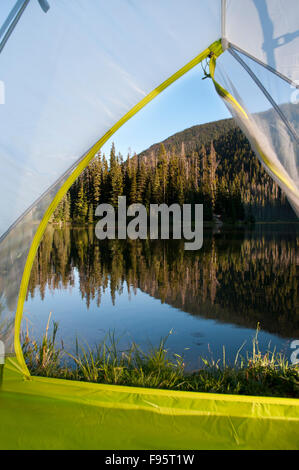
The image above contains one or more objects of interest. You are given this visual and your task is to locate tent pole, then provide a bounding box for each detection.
[221,0,228,51]
[228,42,299,90]
[0,0,49,55]
[0,0,30,55]
[229,47,299,144]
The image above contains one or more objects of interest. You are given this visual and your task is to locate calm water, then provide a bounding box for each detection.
[23,223,299,370]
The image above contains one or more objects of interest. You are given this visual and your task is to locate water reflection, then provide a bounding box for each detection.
[24,223,299,368]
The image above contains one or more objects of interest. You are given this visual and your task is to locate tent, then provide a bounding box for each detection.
[0,0,298,450]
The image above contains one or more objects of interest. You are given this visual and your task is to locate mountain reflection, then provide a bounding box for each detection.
[27,224,299,339]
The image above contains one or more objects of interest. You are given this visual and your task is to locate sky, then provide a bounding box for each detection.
[102,65,231,158]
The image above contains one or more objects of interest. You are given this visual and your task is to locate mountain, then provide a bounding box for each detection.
[139,118,236,159]
[138,117,297,221]
[139,102,299,160]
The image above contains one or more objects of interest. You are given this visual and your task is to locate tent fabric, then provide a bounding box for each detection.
[226,0,299,86]
[214,50,299,215]
[0,0,298,450]
[1,359,299,450]
[0,0,220,237]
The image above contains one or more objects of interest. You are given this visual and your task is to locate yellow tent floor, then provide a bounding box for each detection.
[0,358,298,450]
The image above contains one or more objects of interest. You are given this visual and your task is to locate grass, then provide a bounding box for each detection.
[22,319,299,398]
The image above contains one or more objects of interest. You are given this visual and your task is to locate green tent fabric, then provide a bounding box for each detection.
[0,0,298,450]
[1,359,299,450]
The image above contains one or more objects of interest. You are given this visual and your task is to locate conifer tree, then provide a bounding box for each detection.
[74,179,88,223]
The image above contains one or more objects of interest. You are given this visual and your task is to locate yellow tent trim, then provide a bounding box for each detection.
[14,39,223,377]
[209,54,249,120]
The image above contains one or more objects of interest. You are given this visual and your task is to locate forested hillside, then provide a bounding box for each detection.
[51,118,296,224]
[139,118,296,221]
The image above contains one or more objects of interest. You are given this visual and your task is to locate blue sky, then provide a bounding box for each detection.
[102,65,231,158]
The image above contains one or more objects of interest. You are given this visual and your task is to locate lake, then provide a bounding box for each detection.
[23,223,299,370]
